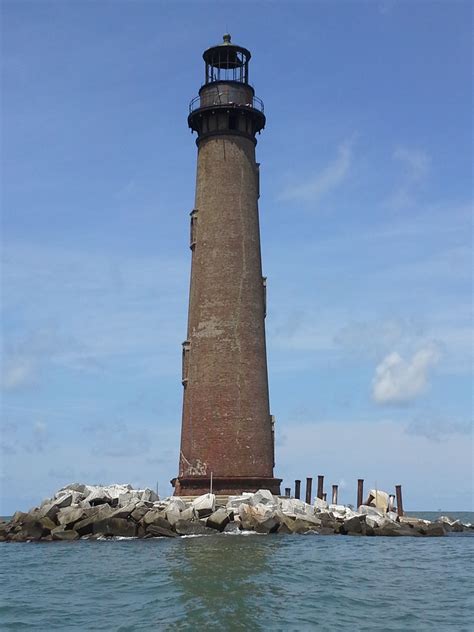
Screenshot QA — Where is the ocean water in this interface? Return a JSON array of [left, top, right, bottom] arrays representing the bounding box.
[[1, 512, 472, 631]]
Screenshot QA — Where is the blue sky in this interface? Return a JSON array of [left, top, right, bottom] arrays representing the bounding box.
[[1, 0, 472, 513]]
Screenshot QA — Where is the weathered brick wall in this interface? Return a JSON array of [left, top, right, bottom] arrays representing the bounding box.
[[178, 134, 275, 483]]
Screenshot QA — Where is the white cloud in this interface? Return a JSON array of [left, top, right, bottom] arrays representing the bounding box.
[[372, 342, 441, 404], [1, 357, 36, 390], [280, 137, 354, 203]]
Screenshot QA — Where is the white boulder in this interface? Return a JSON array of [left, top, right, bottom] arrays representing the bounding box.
[[365, 489, 390, 512], [248, 489, 277, 507], [314, 497, 329, 511], [192, 493, 215, 517]]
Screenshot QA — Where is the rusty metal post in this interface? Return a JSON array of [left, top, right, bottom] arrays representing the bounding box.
[[295, 480, 301, 500], [322, 492, 327, 502], [317, 475, 324, 500], [357, 479, 364, 508], [388, 494, 395, 512], [305, 478, 313, 505], [395, 485, 404, 517], [332, 485, 338, 505], [285, 487, 291, 498]]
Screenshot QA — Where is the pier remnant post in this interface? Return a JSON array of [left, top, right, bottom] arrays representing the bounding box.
[[388, 494, 395, 512], [395, 485, 404, 517], [285, 487, 291, 498], [317, 475, 324, 500], [357, 479, 364, 508], [295, 480, 301, 500], [305, 478, 313, 505], [322, 493, 327, 502], [332, 485, 338, 505]]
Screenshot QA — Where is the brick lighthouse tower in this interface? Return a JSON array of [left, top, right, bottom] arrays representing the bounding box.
[[173, 34, 281, 496]]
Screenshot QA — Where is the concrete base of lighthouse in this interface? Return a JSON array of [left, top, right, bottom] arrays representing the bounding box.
[[172, 476, 282, 497]]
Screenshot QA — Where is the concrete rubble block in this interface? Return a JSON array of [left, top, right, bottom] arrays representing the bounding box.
[[118, 492, 136, 506], [207, 508, 231, 532], [109, 503, 138, 520], [50, 491, 74, 508], [342, 515, 366, 535], [327, 505, 349, 521], [140, 488, 160, 503], [365, 489, 390, 513], [365, 515, 390, 529], [192, 493, 216, 518], [166, 497, 188, 511], [20, 520, 48, 540], [51, 527, 80, 541], [11, 511, 28, 525], [292, 516, 322, 535], [239, 503, 279, 532], [86, 488, 113, 507], [165, 507, 182, 528], [248, 489, 277, 507], [223, 521, 240, 534], [318, 512, 337, 527], [74, 505, 113, 536], [57, 506, 86, 527], [142, 509, 168, 526], [145, 514, 173, 531], [279, 498, 314, 518], [319, 527, 338, 535], [374, 522, 417, 537], [358, 505, 384, 517], [386, 511, 398, 522], [92, 518, 137, 538], [277, 521, 293, 535], [399, 516, 430, 527], [106, 484, 133, 501], [446, 520, 464, 533], [226, 493, 253, 509], [174, 520, 215, 536], [436, 515, 464, 531], [70, 491, 84, 505], [179, 507, 196, 522], [39, 516, 57, 533], [255, 516, 280, 534], [314, 497, 329, 512], [130, 506, 150, 523], [147, 524, 177, 538], [59, 483, 88, 495], [417, 522, 446, 537], [37, 502, 61, 521], [238, 504, 256, 530]]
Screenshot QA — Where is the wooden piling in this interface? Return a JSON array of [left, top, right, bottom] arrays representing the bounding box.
[[305, 478, 313, 505], [322, 493, 327, 502], [317, 475, 324, 500], [285, 487, 291, 498], [395, 485, 404, 517], [332, 485, 338, 505], [295, 479, 301, 500], [357, 479, 364, 508], [388, 494, 395, 512]]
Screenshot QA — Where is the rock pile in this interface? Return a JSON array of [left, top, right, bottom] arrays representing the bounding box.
[[1, 484, 471, 542]]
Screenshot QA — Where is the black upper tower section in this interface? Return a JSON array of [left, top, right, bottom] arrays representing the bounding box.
[[188, 34, 266, 145]]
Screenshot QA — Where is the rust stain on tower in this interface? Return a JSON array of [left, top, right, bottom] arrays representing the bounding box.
[[173, 35, 281, 496]]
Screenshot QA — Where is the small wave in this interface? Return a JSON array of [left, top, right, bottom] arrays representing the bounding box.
[[180, 534, 209, 538]]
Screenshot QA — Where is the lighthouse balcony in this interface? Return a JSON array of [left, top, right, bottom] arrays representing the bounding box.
[[189, 92, 264, 114], [188, 88, 265, 140]]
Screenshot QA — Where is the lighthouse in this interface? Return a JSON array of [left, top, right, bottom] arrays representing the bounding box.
[[173, 35, 281, 496]]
